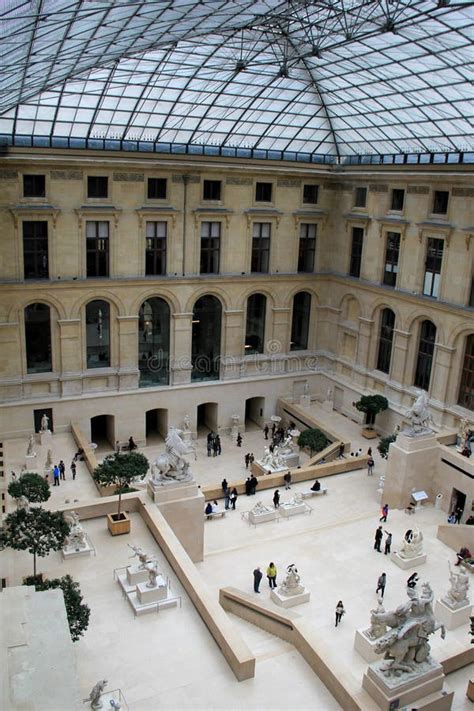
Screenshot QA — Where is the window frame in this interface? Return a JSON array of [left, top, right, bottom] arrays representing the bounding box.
[[255, 181, 274, 204], [422, 237, 444, 299], [200, 221, 221, 275], [23, 174, 46, 199], [298, 222, 317, 273], [145, 221, 167, 276], [390, 188, 405, 212], [302, 183, 319, 206], [202, 179, 222, 202], [22, 220, 49, 280], [251, 222, 271, 273], [382, 231, 401, 287], [85, 299, 111, 370], [457, 334, 474, 410], [147, 177, 168, 201], [85, 220, 110, 278], [354, 186, 368, 209], [431, 189, 449, 216], [376, 308, 395, 374], [87, 175, 109, 200], [349, 226, 364, 278], [413, 319, 437, 391], [24, 302, 53, 375], [244, 293, 267, 355]]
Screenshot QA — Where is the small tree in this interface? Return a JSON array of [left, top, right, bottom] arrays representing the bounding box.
[[93, 451, 149, 520], [354, 395, 388, 428], [0, 507, 69, 578], [378, 433, 398, 459], [297, 428, 328, 457], [8, 472, 50, 504], [26, 574, 90, 642]]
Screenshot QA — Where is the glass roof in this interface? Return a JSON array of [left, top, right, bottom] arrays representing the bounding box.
[[0, 0, 472, 157]]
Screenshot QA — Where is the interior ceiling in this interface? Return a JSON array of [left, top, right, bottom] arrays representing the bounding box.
[[0, 0, 472, 157]]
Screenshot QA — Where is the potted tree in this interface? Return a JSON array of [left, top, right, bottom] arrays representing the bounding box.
[[8, 472, 50, 505], [353, 395, 388, 438], [297, 428, 328, 457], [0, 507, 70, 582], [93, 451, 149, 535]]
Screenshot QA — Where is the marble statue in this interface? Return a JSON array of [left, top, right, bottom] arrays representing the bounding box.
[[26, 435, 35, 456], [442, 561, 470, 608], [278, 433, 294, 455], [261, 445, 286, 470], [404, 390, 433, 437], [458, 417, 474, 454], [373, 581, 445, 677], [128, 544, 150, 569], [45, 448, 53, 469], [251, 500, 274, 515], [365, 596, 387, 641], [16, 494, 29, 510], [399, 527, 424, 559], [87, 679, 108, 709], [303, 383, 309, 395], [279, 563, 305, 596], [285, 492, 303, 507], [145, 561, 160, 588], [151, 427, 196, 482], [64, 511, 87, 549], [40, 413, 50, 432], [183, 414, 191, 431]]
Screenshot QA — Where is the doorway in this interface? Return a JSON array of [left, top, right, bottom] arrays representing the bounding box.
[[90, 414, 115, 451], [245, 397, 264, 430], [145, 408, 167, 445], [197, 403, 218, 434], [449, 488, 466, 522]]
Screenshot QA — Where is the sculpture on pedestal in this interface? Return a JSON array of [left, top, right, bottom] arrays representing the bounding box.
[[285, 492, 303, 507], [399, 527, 424, 559], [64, 511, 87, 549], [260, 445, 286, 471], [250, 500, 274, 515], [45, 449, 53, 469], [404, 390, 433, 437], [373, 582, 445, 677], [40, 413, 50, 433], [87, 679, 108, 709], [279, 563, 305, 596], [16, 494, 29, 510], [145, 561, 159, 588], [183, 414, 191, 431], [128, 544, 151, 569], [365, 596, 387, 641], [442, 561, 470, 608], [151, 427, 196, 482], [26, 435, 35, 456]]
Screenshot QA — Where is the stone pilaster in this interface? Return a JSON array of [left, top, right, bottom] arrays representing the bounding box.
[[390, 328, 411, 386], [170, 312, 193, 385], [430, 342, 455, 404]]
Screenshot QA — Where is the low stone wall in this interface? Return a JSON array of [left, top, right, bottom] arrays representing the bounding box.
[[277, 398, 350, 446], [436, 524, 474, 553], [203, 456, 368, 502], [71, 422, 124, 497]]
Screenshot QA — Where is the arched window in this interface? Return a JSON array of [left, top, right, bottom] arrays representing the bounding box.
[[245, 293, 266, 355], [414, 320, 436, 390], [458, 334, 474, 410], [290, 291, 311, 351], [86, 300, 110, 368], [192, 295, 221, 381], [25, 303, 52, 373], [138, 298, 170, 387], [376, 308, 395, 374]]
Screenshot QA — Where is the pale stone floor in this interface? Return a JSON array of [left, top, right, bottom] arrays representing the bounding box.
[[2, 406, 472, 710]]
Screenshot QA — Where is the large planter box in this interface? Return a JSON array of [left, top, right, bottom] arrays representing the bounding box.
[[107, 512, 131, 536], [362, 428, 378, 439]]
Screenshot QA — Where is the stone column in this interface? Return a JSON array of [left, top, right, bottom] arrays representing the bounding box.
[[171, 312, 193, 385], [117, 315, 139, 390], [430, 343, 455, 405], [356, 316, 374, 369], [315, 305, 341, 356], [390, 328, 412, 386], [221, 308, 244, 380], [270, 307, 292, 375], [58, 319, 82, 395]]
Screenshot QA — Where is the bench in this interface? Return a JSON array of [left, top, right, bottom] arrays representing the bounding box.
[[205, 511, 226, 520], [302, 488, 328, 499]]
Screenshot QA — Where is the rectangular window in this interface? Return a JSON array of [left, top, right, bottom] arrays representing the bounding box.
[[251, 222, 270, 273], [147, 178, 167, 200], [203, 180, 221, 201], [23, 174, 45, 198], [423, 238, 444, 298], [145, 221, 167, 275], [86, 221, 109, 277], [255, 182, 272, 202], [432, 190, 449, 214], [349, 227, 364, 278], [298, 223, 316, 273], [23, 221, 48, 279], [354, 187, 367, 208], [383, 232, 401, 287], [303, 184, 318, 204], [390, 189, 405, 211], [200, 221, 220, 274], [87, 176, 108, 199]]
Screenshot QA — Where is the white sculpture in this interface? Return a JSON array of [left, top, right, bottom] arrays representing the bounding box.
[[279, 563, 305, 596], [145, 561, 160, 588], [152, 427, 197, 482], [40, 413, 50, 432], [373, 581, 445, 677], [64, 511, 87, 549], [45, 448, 53, 469], [26, 435, 35, 456], [399, 527, 424, 559], [261, 445, 286, 470], [183, 414, 191, 431], [405, 390, 433, 437], [86, 679, 108, 710], [250, 500, 274, 515], [278, 433, 294, 455], [16, 494, 29, 510], [365, 596, 387, 641], [442, 561, 470, 608], [285, 492, 303, 507], [128, 544, 151, 569]]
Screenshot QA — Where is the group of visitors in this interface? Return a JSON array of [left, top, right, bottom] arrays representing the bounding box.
[[207, 431, 222, 457], [244, 452, 255, 468], [221, 479, 238, 510], [245, 475, 259, 496], [447, 506, 464, 524], [374, 524, 392, 554], [252, 562, 277, 592]]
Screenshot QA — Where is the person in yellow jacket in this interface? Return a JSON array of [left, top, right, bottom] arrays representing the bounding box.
[[266, 562, 277, 588]]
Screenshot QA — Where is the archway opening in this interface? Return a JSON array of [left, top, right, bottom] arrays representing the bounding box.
[[145, 408, 168, 445], [90, 414, 115, 451], [197, 402, 218, 435], [245, 397, 264, 430], [191, 295, 221, 382]]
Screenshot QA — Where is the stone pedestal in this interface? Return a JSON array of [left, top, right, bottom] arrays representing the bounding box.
[[299, 394, 311, 408], [362, 659, 452, 711], [126, 564, 149, 586], [382, 432, 438, 510], [248, 509, 278, 525], [434, 598, 472, 630], [353, 629, 384, 663], [136, 578, 167, 604], [270, 587, 310, 608], [279, 502, 307, 517], [282, 452, 300, 468], [25, 454, 38, 471], [38, 431, 52, 446], [149, 479, 204, 563], [230, 425, 239, 440], [62, 535, 93, 559], [390, 551, 427, 570]]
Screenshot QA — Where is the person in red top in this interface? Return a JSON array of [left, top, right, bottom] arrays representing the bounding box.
[[380, 503, 389, 522]]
